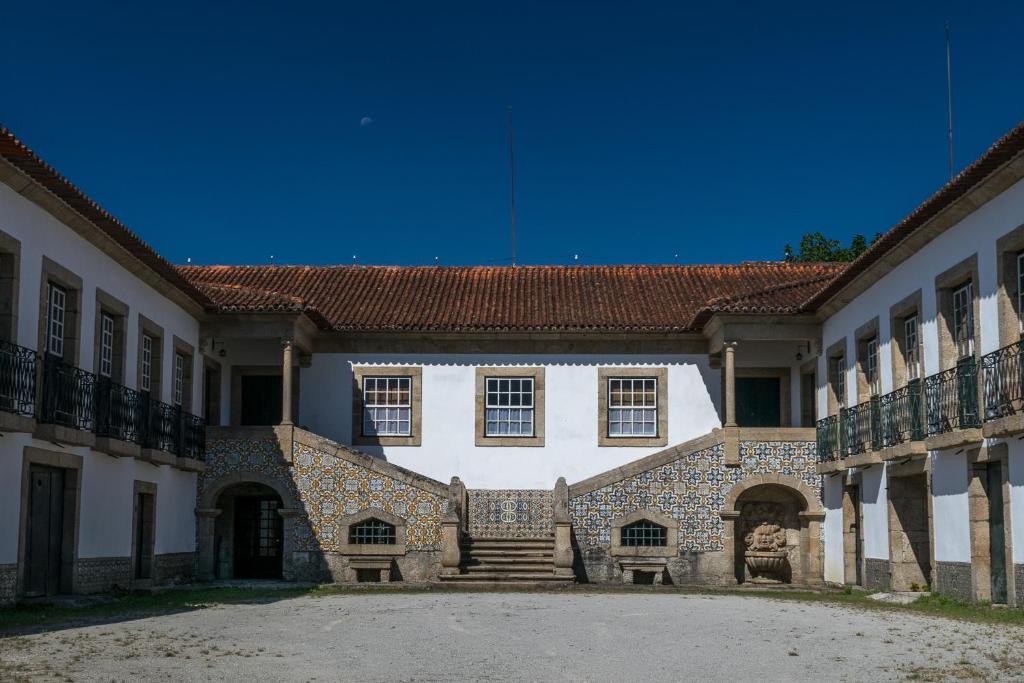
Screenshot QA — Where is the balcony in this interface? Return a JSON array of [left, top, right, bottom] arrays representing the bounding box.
[[876, 380, 927, 458], [0, 340, 37, 432], [982, 341, 1024, 438], [923, 358, 982, 450], [0, 349, 207, 466]]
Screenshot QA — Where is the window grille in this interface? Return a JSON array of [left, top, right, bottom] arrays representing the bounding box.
[[350, 519, 396, 545], [866, 338, 879, 396], [608, 377, 657, 436], [258, 499, 280, 557], [363, 376, 412, 436], [46, 283, 66, 358], [485, 376, 534, 436], [99, 313, 114, 378], [905, 315, 920, 381], [173, 352, 185, 406], [620, 520, 667, 547], [952, 282, 974, 359], [140, 334, 153, 392]]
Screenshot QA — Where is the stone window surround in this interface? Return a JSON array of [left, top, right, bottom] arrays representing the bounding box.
[[352, 365, 422, 446], [995, 222, 1024, 348], [596, 367, 668, 447], [130, 480, 158, 584], [474, 366, 545, 447], [609, 509, 678, 558], [93, 289, 129, 384], [734, 366, 792, 427], [16, 447, 83, 598], [137, 314, 164, 399], [935, 254, 981, 371], [966, 443, 1016, 605], [853, 317, 880, 404], [171, 335, 195, 412], [889, 290, 924, 390], [335, 508, 408, 556], [230, 365, 297, 427], [825, 338, 847, 416], [37, 256, 83, 366], [0, 229, 21, 343]]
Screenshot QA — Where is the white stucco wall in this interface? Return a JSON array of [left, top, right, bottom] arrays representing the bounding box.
[[1008, 440, 1024, 565], [931, 451, 971, 563], [860, 465, 889, 560], [822, 473, 845, 584], [299, 353, 721, 488]]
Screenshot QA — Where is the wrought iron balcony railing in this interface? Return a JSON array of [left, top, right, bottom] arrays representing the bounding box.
[[982, 341, 1024, 422], [877, 379, 925, 447], [840, 399, 880, 456], [925, 358, 981, 436], [94, 377, 145, 444], [39, 353, 96, 431], [0, 340, 37, 417], [816, 414, 842, 463]]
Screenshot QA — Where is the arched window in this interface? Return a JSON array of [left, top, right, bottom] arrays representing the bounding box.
[[349, 518, 397, 545], [620, 519, 667, 547]]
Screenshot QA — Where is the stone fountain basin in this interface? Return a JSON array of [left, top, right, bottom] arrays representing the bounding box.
[[744, 550, 788, 574]]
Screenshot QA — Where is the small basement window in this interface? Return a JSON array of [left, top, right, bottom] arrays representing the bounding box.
[[620, 520, 667, 547], [349, 519, 397, 545]]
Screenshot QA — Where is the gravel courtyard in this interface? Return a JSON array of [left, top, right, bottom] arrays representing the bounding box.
[[2, 591, 1023, 682]]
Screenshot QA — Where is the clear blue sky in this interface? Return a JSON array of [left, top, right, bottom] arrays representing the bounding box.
[[2, 1, 1023, 267]]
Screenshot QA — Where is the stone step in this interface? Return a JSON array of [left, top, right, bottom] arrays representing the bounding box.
[[463, 540, 555, 551], [464, 556, 553, 565], [465, 564, 555, 574], [439, 572, 572, 582]]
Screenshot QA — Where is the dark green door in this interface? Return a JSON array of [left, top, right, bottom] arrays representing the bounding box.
[[240, 375, 282, 426], [987, 462, 1008, 604], [735, 377, 781, 427], [25, 466, 66, 597]]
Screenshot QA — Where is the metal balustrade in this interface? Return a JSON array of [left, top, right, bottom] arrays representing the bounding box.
[[0, 340, 37, 417], [816, 414, 842, 462], [877, 380, 925, 447], [840, 400, 879, 456], [924, 358, 981, 436], [982, 341, 1024, 421], [94, 377, 145, 444], [40, 354, 96, 431]]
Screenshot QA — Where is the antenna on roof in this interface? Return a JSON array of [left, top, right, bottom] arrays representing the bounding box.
[[186, 257, 192, 264], [945, 22, 955, 180], [507, 106, 517, 267], [434, 256, 440, 265], [270, 255, 275, 264]]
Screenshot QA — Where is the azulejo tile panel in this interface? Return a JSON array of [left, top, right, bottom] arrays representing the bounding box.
[[201, 437, 447, 552], [569, 441, 820, 552], [468, 489, 553, 538]]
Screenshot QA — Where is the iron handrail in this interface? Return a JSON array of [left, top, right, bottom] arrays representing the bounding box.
[[878, 379, 925, 447], [982, 340, 1024, 421], [39, 353, 96, 431], [925, 358, 981, 436], [94, 377, 145, 444], [0, 339, 37, 417], [816, 414, 842, 462]]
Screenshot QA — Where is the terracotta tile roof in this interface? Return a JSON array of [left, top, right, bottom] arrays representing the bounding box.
[[179, 263, 844, 333], [0, 125, 213, 309], [803, 119, 1024, 311]]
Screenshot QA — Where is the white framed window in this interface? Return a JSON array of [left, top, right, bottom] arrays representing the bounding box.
[[833, 357, 847, 409], [1017, 252, 1024, 334], [140, 334, 153, 392], [952, 282, 974, 359], [173, 352, 185, 406], [866, 338, 879, 396], [607, 377, 658, 437], [362, 376, 412, 436], [99, 313, 114, 378], [46, 282, 66, 358], [485, 376, 534, 437], [905, 315, 920, 381]]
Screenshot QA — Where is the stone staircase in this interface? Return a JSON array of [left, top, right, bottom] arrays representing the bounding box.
[[439, 535, 573, 584]]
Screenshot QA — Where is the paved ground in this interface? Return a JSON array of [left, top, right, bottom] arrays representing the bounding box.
[[2, 591, 1023, 682]]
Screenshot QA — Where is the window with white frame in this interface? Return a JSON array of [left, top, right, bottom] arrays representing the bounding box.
[[607, 377, 658, 437], [141, 334, 153, 392], [952, 282, 974, 359], [865, 338, 879, 396], [484, 376, 534, 437], [362, 376, 412, 436], [1017, 252, 1024, 334], [832, 356, 846, 409], [46, 283, 66, 357], [173, 352, 185, 406], [905, 315, 920, 381], [99, 313, 114, 378]]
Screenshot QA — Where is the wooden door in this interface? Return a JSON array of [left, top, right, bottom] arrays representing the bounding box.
[[134, 492, 155, 580], [25, 466, 66, 597], [736, 377, 781, 427], [233, 496, 283, 579], [240, 375, 282, 426], [987, 462, 1008, 604]]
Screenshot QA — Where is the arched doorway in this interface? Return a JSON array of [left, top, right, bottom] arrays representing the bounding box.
[[214, 482, 284, 580], [721, 475, 824, 586]]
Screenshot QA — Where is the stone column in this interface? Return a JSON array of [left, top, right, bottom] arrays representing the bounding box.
[[552, 477, 575, 578], [195, 508, 222, 581], [441, 477, 465, 576], [719, 510, 741, 585], [724, 342, 738, 428], [281, 338, 295, 425], [799, 511, 825, 586]]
